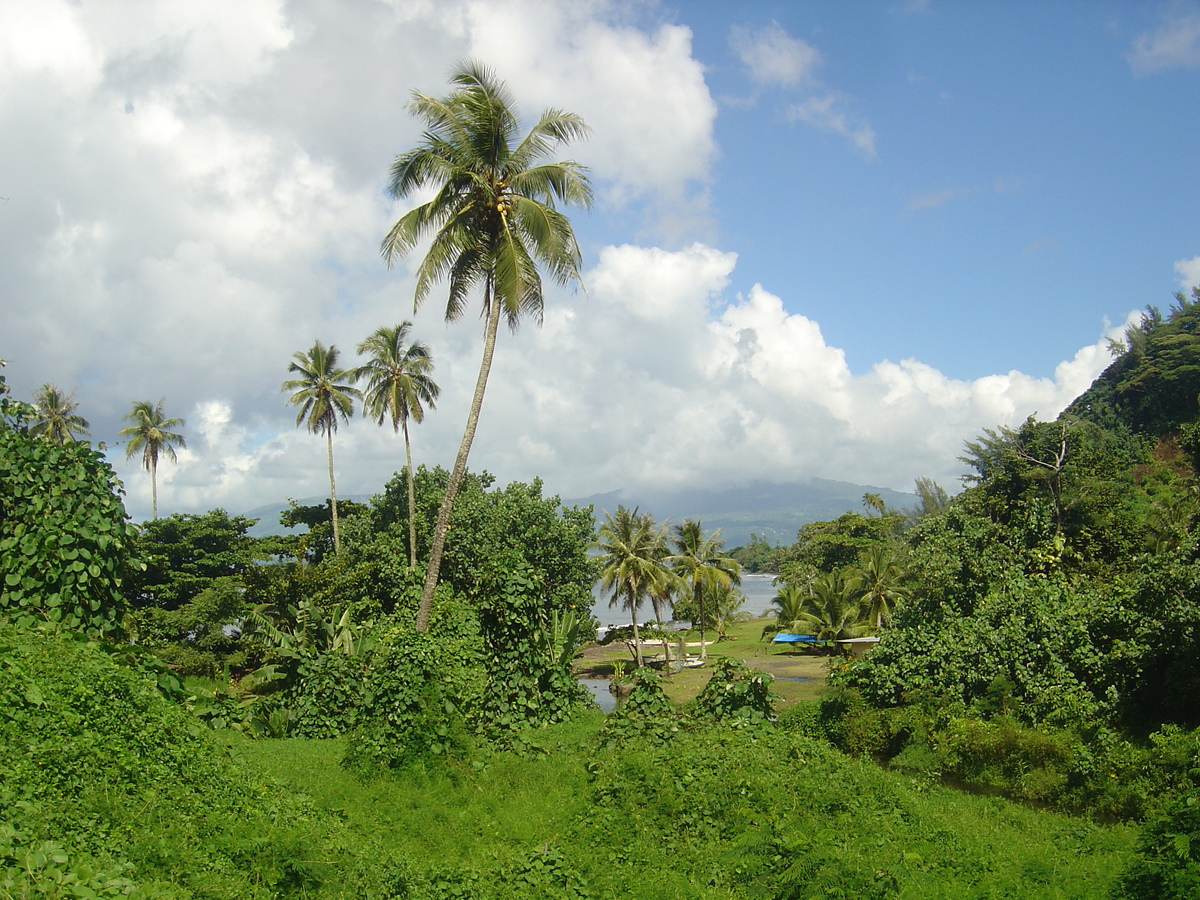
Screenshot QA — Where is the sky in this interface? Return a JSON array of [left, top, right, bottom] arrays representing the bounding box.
[[2, 0, 1200, 524]]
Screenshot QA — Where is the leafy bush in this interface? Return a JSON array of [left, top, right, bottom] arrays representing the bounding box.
[[0, 623, 366, 897], [1119, 790, 1200, 899], [343, 626, 481, 774], [693, 657, 777, 726], [597, 669, 679, 748], [0, 420, 138, 636], [475, 555, 592, 737]]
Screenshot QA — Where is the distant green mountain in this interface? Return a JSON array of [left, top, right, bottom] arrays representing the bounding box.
[[240, 480, 920, 548], [565, 478, 919, 549]]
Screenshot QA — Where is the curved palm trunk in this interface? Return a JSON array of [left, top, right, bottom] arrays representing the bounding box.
[[327, 427, 341, 555], [402, 417, 418, 568], [416, 283, 501, 632]]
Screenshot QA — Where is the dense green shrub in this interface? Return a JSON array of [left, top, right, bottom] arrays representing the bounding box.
[[290, 651, 368, 738], [1119, 789, 1200, 899], [0, 624, 365, 897], [597, 669, 679, 748], [0, 419, 139, 636], [475, 554, 593, 738], [693, 656, 777, 726], [343, 625, 482, 774]]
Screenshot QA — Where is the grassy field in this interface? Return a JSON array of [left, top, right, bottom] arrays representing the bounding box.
[[576, 615, 831, 706], [234, 713, 1137, 899]]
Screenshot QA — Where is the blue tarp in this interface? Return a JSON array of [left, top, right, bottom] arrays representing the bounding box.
[[772, 633, 820, 643]]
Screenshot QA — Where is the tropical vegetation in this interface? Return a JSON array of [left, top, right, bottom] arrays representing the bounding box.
[[281, 341, 361, 555], [119, 398, 186, 520], [6, 73, 1200, 900], [29, 383, 90, 444], [380, 60, 593, 632], [355, 321, 439, 566]]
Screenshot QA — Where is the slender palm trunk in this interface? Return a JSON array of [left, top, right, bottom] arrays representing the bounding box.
[[416, 281, 501, 632], [327, 426, 340, 555], [650, 593, 671, 671], [629, 587, 644, 669], [150, 454, 159, 520], [402, 417, 418, 568], [696, 584, 707, 660]]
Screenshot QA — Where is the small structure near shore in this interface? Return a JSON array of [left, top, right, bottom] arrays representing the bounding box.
[[834, 636, 881, 659]]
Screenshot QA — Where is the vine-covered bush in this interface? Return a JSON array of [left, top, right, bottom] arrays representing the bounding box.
[[0, 413, 139, 636], [0, 623, 359, 897], [343, 625, 483, 773], [1119, 789, 1200, 900], [694, 657, 777, 726], [475, 555, 592, 737], [597, 669, 679, 748]]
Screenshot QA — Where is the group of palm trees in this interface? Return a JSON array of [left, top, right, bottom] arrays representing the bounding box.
[[594, 505, 741, 669], [21, 60, 593, 639], [282, 322, 439, 558], [764, 545, 907, 647], [27, 386, 186, 520]]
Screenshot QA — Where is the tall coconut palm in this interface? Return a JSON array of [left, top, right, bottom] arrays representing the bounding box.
[[382, 60, 593, 632], [119, 399, 186, 520], [847, 545, 908, 629], [595, 506, 668, 669], [281, 342, 361, 555], [30, 383, 89, 444], [669, 519, 741, 660], [356, 322, 440, 567]]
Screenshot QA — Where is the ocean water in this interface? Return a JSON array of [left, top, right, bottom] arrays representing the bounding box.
[[589, 572, 779, 628]]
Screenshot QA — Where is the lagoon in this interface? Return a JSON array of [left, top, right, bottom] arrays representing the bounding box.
[[589, 571, 779, 628]]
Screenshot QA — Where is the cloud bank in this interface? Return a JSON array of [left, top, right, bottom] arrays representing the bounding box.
[[0, 0, 1136, 522]]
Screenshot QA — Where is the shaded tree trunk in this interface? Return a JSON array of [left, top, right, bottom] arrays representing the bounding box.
[[629, 589, 644, 669]]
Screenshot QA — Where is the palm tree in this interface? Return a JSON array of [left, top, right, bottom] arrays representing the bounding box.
[[595, 506, 668, 669], [847, 545, 907, 629], [669, 519, 741, 660], [382, 60, 593, 632], [356, 322, 440, 567], [119, 399, 186, 520], [647, 525, 683, 669], [281, 342, 361, 555], [30, 384, 89, 444], [762, 582, 810, 641], [796, 573, 870, 644]]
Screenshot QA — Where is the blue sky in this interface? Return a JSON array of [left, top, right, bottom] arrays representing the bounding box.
[[1, 0, 1198, 522], [676, 1, 1200, 379]]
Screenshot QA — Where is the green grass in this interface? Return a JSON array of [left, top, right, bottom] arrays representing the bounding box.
[[233, 713, 604, 870], [233, 711, 1136, 899]]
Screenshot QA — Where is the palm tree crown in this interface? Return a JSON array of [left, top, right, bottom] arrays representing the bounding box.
[[31, 383, 90, 444], [356, 322, 439, 566], [282, 341, 361, 555], [383, 60, 593, 632], [669, 519, 741, 660], [119, 399, 186, 520]]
